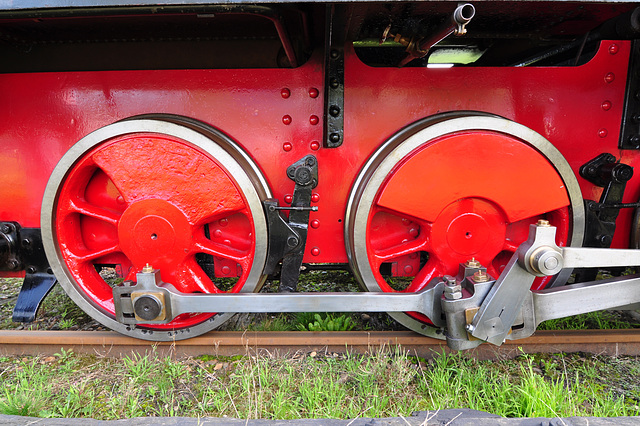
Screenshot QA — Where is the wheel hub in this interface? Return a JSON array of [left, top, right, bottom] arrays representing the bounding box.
[[432, 198, 506, 260], [118, 199, 192, 267]]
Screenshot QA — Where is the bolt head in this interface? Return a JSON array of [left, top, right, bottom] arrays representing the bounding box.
[[287, 236, 299, 247], [536, 219, 551, 227], [295, 168, 312, 186], [465, 258, 481, 268], [472, 270, 490, 283]]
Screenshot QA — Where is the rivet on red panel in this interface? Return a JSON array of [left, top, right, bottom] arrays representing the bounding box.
[[221, 266, 231, 275], [309, 115, 319, 125], [283, 142, 293, 152], [308, 88, 319, 98], [282, 115, 292, 125], [219, 218, 229, 227], [605, 73, 615, 83], [311, 193, 320, 203], [311, 219, 320, 229], [281, 88, 291, 98], [284, 194, 293, 204], [609, 44, 619, 55], [598, 128, 608, 138], [404, 265, 413, 274], [601, 101, 612, 111], [116, 195, 125, 204], [311, 247, 320, 256], [310, 141, 320, 151], [409, 228, 419, 237]]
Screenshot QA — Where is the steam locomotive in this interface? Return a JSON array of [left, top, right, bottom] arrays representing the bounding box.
[[2, 0, 640, 350]]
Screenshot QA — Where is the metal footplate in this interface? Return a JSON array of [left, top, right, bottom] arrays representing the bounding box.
[[113, 220, 640, 350]]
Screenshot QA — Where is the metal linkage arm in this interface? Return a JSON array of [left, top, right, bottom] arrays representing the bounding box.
[[471, 221, 640, 345], [113, 269, 446, 326], [532, 275, 640, 327]]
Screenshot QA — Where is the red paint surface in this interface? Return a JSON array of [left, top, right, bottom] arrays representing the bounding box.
[[0, 40, 634, 273]]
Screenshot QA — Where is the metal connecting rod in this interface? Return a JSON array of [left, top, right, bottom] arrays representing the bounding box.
[[113, 220, 640, 350], [114, 269, 446, 326]]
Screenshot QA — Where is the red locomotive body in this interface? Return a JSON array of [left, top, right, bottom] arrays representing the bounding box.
[[2, 1, 640, 348]]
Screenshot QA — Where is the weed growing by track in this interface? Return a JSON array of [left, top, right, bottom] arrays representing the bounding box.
[[0, 348, 638, 420]]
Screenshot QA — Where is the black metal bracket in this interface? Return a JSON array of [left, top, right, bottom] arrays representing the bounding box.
[[323, 4, 346, 148], [580, 153, 634, 248], [0, 223, 57, 323], [620, 39, 640, 150], [263, 155, 318, 292]]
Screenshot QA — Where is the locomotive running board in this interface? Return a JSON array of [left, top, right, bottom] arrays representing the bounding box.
[[112, 221, 640, 350]]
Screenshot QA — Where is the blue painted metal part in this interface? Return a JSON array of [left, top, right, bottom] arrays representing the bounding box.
[[12, 273, 57, 323]]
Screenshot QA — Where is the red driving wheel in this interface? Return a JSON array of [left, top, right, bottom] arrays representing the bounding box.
[[42, 117, 269, 340], [347, 115, 583, 336]]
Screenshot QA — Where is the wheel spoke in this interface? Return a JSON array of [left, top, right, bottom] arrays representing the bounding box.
[[406, 258, 442, 292], [66, 244, 120, 263], [171, 258, 219, 293], [193, 234, 251, 270], [503, 240, 519, 252], [372, 232, 429, 262], [65, 197, 121, 226]]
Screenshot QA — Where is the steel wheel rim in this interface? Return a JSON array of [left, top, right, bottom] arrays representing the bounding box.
[[346, 115, 584, 337], [42, 118, 270, 341]]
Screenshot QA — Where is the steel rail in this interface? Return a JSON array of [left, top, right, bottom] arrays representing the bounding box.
[[1, 329, 640, 360]]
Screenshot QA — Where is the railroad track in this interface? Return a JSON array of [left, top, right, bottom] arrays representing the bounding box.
[[1, 329, 639, 359]]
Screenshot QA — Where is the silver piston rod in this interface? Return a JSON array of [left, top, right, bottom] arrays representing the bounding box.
[[113, 221, 640, 350]]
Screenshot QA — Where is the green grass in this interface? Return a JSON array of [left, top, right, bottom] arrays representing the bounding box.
[[0, 348, 638, 420]]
